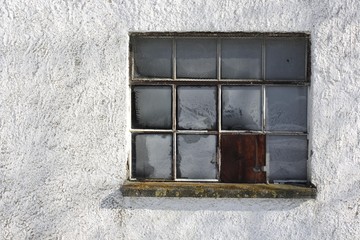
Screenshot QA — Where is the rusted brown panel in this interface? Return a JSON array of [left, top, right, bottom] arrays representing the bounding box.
[[220, 134, 266, 183]]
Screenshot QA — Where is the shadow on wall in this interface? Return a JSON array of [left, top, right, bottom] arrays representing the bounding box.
[[100, 189, 313, 212]]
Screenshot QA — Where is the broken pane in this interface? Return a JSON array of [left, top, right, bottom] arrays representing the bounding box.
[[265, 38, 306, 80], [221, 38, 262, 79], [222, 86, 262, 130], [266, 86, 307, 132], [132, 134, 172, 179], [267, 135, 307, 181], [177, 135, 217, 179], [221, 134, 266, 183], [134, 38, 172, 78], [177, 86, 217, 130], [133, 86, 172, 129], [176, 38, 217, 78]]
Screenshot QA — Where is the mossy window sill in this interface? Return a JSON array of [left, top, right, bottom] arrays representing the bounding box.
[[121, 182, 316, 198]]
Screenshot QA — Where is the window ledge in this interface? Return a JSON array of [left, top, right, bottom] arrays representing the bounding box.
[[121, 182, 316, 199]]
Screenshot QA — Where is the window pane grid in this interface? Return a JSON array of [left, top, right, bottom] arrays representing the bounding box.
[[130, 33, 310, 183], [131, 35, 310, 82]]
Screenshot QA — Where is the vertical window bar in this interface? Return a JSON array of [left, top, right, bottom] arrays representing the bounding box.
[[262, 37, 266, 132], [130, 39, 135, 80], [304, 38, 308, 81], [172, 38, 177, 179], [262, 85, 266, 132], [217, 84, 222, 180], [217, 38, 221, 180], [217, 38, 221, 81], [129, 79, 134, 179], [262, 36, 266, 81], [173, 37, 177, 80], [172, 85, 177, 180], [129, 135, 133, 180]]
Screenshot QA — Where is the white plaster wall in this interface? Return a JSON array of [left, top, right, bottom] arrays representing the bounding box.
[[1, 0, 360, 239]]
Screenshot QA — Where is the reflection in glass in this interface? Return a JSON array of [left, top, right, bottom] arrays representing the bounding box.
[[176, 39, 217, 78], [132, 134, 172, 179], [267, 135, 307, 181], [177, 86, 217, 130], [221, 38, 262, 79], [133, 86, 172, 129], [266, 86, 307, 132], [177, 135, 217, 179], [222, 86, 262, 130], [134, 38, 172, 78], [265, 38, 306, 80]]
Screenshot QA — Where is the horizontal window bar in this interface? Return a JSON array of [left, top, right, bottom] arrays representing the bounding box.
[[130, 32, 310, 38], [175, 178, 219, 182], [130, 80, 310, 85], [176, 130, 218, 134], [131, 130, 307, 135], [130, 129, 173, 133]]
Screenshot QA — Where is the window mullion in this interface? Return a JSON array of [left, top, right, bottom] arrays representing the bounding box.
[[172, 84, 177, 180], [217, 38, 222, 181], [172, 38, 177, 180]]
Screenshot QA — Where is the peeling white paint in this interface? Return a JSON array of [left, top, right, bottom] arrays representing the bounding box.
[[1, 0, 360, 239]]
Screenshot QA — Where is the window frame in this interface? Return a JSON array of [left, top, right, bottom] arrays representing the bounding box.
[[128, 32, 311, 184]]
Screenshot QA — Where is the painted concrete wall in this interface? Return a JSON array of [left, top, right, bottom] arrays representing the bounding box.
[[1, 0, 360, 239]]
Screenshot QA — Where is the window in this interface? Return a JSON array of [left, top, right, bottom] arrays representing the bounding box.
[[129, 33, 310, 185]]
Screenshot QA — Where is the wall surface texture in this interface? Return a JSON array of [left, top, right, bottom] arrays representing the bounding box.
[[1, 0, 360, 239]]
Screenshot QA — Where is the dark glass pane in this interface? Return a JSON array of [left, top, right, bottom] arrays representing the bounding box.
[[134, 38, 172, 78], [220, 134, 266, 183], [132, 134, 172, 179], [177, 135, 217, 179], [265, 38, 306, 80], [222, 86, 262, 130], [176, 39, 217, 78], [267, 135, 307, 181], [133, 86, 172, 129], [221, 38, 262, 79], [266, 86, 307, 132], [177, 86, 217, 130]]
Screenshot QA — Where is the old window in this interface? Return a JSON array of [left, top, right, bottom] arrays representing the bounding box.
[[129, 33, 310, 185]]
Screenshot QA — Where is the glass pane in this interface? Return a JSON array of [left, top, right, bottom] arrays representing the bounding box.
[[266, 86, 307, 132], [177, 135, 217, 179], [221, 38, 262, 79], [134, 38, 172, 78], [222, 86, 262, 130], [132, 134, 172, 179], [177, 86, 217, 130], [176, 39, 217, 78], [133, 86, 172, 129], [265, 38, 306, 80], [267, 135, 307, 181]]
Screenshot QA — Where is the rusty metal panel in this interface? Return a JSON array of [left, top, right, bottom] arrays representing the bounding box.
[[220, 134, 266, 183]]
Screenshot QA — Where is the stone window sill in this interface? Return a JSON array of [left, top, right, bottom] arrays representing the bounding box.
[[121, 182, 316, 198]]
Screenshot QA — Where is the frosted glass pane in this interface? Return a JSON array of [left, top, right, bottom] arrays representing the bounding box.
[[177, 86, 217, 130], [176, 39, 217, 78], [266, 86, 307, 131], [222, 86, 262, 130], [133, 86, 172, 129], [134, 38, 172, 78], [267, 135, 307, 181], [221, 39, 262, 79], [177, 135, 217, 179], [132, 134, 172, 179], [265, 38, 306, 80]]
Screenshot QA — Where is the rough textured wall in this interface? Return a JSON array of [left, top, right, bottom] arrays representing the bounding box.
[[1, 0, 359, 239]]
